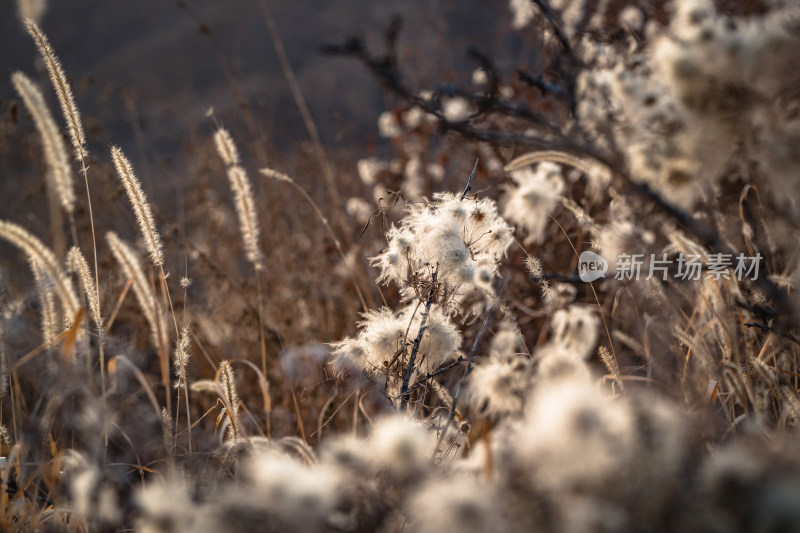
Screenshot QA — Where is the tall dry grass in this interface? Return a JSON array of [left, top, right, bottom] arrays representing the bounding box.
[[2, 1, 800, 532]]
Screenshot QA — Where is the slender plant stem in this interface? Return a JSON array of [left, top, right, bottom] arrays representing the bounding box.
[[75, 153, 111, 460], [255, 272, 268, 388], [400, 268, 438, 411], [437, 307, 492, 451], [262, 170, 370, 313], [77, 156, 103, 393], [258, 0, 344, 224]]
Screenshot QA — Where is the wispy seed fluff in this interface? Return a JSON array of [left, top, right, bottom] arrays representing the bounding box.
[[24, 19, 87, 159], [531, 306, 600, 384], [468, 354, 532, 417], [66, 247, 102, 332], [409, 474, 510, 533], [548, 305, 600, 360], [332, 307, 404, 375], [213, 128, 263, 270], [111, 147, 164, 267], [245, 453, 340, 532], [332, 303, 461, 376], [11, 72, 74, 214], [509, 0, 536, 29], [371, 192, 513, 307], [502, 161, 565, 244], [398, 303, 461, 373], [368, 415, 436, 478], [517, 379, 636, 491]]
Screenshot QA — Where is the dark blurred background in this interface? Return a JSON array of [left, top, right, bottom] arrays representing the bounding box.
[[0, 1, 527, 198]]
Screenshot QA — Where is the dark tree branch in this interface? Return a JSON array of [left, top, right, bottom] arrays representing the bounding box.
[[322, 19, 795, 331], [320, 36, 585, 153], [517, 69, 567, 97], [395, 355, 477, 399], [744, 322, 800, 347], [530, 0, 574, 57]]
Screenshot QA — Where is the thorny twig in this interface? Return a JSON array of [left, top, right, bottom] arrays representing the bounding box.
[[400, 266, 439, 410], [396, 355, 477, 398], [461, 159, 479, 201]]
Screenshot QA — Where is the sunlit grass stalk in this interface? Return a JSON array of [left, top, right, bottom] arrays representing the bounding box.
[[25, 20, 105, 398], [11, 71, 78, 251], [106, 232, 170, 414], [172, 325, 192, 452], [110, 146, 180, 418], [213, 128, 269, 388], [66, 247, 102, 335], [29, 257, 58, 348], [217, 361, 241, 442], [0, 220, 79, 323]]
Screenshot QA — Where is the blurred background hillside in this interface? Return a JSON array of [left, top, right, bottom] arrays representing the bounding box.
[[0, 0, 528, 211]]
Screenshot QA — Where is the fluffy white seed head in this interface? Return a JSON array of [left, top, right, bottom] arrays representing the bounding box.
[[468, 354, 532, 417], [245, 454, 340, 531], [377, 111, 401, 138], [409, 474, 509, 533], [509, 0, 536, 29], [353, 307, 406, 371], [548, 305, 600, 360], [503, 162, 565, 244], [371, 192, 513, 312], [398, 303, 461, 373], [490, 321, 524, 357], [357, 157, 388, 186], [517, 379, 636, 490], [368, 416, 436, 478], [135, 481, 194, 532], [442, 97, 472, 121]]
